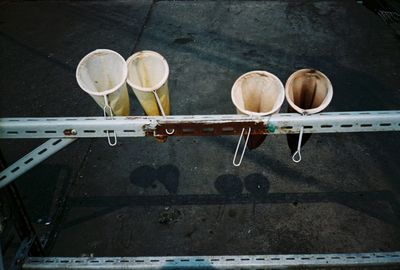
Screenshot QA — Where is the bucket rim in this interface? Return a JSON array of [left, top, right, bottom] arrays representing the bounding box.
[[76, 49, 128, 97], [231, 70, 285, 116], [285, 68, 333, 115], [126, 50, 169, 92]]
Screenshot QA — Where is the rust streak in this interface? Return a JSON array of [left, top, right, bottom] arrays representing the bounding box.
[[146, 121, 267, 137]]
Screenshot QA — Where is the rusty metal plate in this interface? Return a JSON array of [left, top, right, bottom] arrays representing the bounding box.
[[147, 121, 268, 137]]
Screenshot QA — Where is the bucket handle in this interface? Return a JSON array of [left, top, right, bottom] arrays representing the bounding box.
[[102, 95, 113, 118], [102, 95, 118, 147], [292, 126, 304, 163], [152, 90, 175, 135], [233, 127, 251, 167], [292, 113, 307, 163]]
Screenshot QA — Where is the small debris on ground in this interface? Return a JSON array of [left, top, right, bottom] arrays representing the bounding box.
[[158, 208, 181, 225]]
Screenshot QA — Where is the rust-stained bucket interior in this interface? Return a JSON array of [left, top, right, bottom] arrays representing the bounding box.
[[126, 51, 170, 116], [76, 49, 130, 116], [231, 71, 285, 116], [127, 51, 168, 91], [285, 69, 333, 114]]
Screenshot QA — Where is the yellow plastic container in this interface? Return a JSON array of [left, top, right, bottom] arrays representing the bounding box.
[[126, 51, 170, 116], [76, 49, 130, 116]]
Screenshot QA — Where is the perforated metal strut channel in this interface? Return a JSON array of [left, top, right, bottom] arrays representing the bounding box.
[[0, 138, 75, 189], [1, 111, 400, 189], [0, 111, 399, 139], [1, 111, 400, 269], [23, 252, 400, 269]]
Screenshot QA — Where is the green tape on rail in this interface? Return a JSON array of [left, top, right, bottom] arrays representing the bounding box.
[[267, 123, 276, 133]]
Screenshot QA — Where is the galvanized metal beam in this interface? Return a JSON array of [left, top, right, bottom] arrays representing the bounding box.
[[1, 110, 399, 188], [23, 252, 400, 269], [0, 111, 399, 269], [0, 111, 399, 139], [0, 139, 76, 189]]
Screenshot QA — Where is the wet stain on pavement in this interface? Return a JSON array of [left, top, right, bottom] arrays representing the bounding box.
[[173, 37, 194, 44], [130, 164, 180, 194], [214, 174, 243, 197], [244, 173, 270, 198]]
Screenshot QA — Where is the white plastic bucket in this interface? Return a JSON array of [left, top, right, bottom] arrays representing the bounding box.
[[285, 68, 333, 162], [230, 71, 285, 166], [76, 49, 130, 116], [231, 71, 285, 116], [126, 50, 170, 116], [285, 69, 333, 115]]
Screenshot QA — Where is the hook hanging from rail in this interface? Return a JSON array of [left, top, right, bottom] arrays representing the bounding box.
[[292, 126, 304, 163], [103, 95, 118, 147], [233, 127, 252, 167], [153, 90, 175, 135], [292, 113, 307, 163]]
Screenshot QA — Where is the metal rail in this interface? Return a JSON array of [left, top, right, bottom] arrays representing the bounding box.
[[23, 252, 400, 269], [1, 111, 400, 269], [1, 110, 400, 189], [0, 111, 399, 139], [0, 139, 75, 189]]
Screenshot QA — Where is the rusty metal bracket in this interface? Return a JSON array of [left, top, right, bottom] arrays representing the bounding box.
[[149, 121, 267, 137]]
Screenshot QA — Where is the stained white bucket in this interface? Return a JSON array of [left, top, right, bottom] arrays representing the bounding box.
[[231, 71, 285, 166], [285, 69, 333, 115], [126, 50, 170, 117], [76, 49, 130, 117], [231, 71, 285, 116], [285, 68, 333, 162]]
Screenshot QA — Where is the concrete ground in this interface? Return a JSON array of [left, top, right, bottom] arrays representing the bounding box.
[[1, 0, 400, 258]]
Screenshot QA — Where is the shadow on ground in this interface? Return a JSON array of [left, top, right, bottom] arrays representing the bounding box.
[[62, 168, 400, 230]]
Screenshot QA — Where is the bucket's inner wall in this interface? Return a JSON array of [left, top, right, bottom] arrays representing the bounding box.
[[233, 74, 282, 114], [287, 71, 329, 110], [78, 52, 125, 94], [127, 54, 166, 89]]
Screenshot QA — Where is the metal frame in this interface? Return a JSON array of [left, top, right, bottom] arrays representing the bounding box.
[[22, 252, 400, 269], [0, 139, 75, 189], [9, 238, 34, 270], [0, 111, 399, 139], [1, 111, 400, 269], [0, 153, 43, 270]]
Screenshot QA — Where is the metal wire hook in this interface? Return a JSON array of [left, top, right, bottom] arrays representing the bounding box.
[[152, 90, 174, 135], [233, 127, 251, 167], [292, 125, 304, 163], [102, 95, 114, 119], [165, 129, 175, 135], [103, 95, 118, 147], [106, 130, 117, 146]]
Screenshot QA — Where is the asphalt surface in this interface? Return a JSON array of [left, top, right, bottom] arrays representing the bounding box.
[[0, 0, 400, 258]]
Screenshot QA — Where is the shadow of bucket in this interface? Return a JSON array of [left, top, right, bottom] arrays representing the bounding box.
[[231, 70, 285, 166], [76, 49, 130, 146], [285, 68, 333, 162], [126, 51, 171, 142]]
